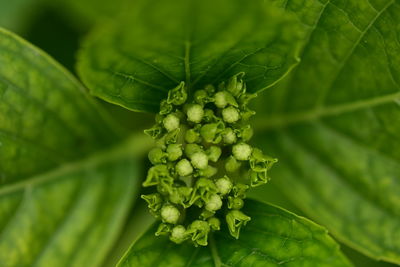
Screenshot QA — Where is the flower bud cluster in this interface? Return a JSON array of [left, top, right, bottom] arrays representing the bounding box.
[[142, 72, 277, 246]]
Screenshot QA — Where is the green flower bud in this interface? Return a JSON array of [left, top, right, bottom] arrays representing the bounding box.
[[208, 217, 221, 230], [233, 183, 249, 198], [164, 128, 180, 144], [190, 178, 218, 205], [163, 114, 180, 132], [226, 72, 245, 97], [200, 122, 224, 143], [167, 81, 187, 105], [155, 223, 172, 236], [225, 156, 241, 173], [166, 144, 183, 161], [176, 159, 193, 176], [227, 196, 244, 210], [236, 125, 253, 141], [144, 124, 163, 139], [186, 104, 204, 123], [170, 225, 188, 244], [214, 91, 238, 108], [249, 148, 278, 172], [185, 128, 200, 143], [222, 106, 240, 123], [206, 146, 222, 162], [161, 204, 180, 224], [226, 210, 251, 239], [160, 99, 173, 115], [239, 92, 257, 107], [197, 165, 218, 178], [205, 194, 222, 212], [184, 143, 203, 158], [203, 109, 218, 122], [232, 143, 252, 161], [215, 176, 233, 195], [241, 107, 256, 120], [148, 147, 167, 164], [143, 164, 173, 187], [190, 151, 208, 169], [223, 128, 237, 144], [187, 220, 210, 246], [204, 84, 216, 94], [194, 90, 211, 105], [141, 193, 163, 213], [200, 209, 215, 219]]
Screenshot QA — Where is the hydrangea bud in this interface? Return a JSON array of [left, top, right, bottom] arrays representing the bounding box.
[[161, 205, 180, 224], [206, 146, 222, 162], [216, 176, 233, 195], [205, 194, 223, 212], [232, 143, 252, 161], [163, 114, 180, 132], [170, 225, 188, 244], [166, 144, 183, 161], [186, 104, 204, 123], [226, 210, 251, 239], [190, 151, 208, 169], [222, 106, 240, 123], [176, 159, 193, 176]]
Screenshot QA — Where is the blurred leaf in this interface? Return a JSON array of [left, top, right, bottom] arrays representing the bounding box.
[[77, 0, 302, 112], [0, 136, 146, 267], [0, 0, 38, 31], [117, 199, 352, 267], [0, 28, 118, 184], [252, 0, 400, 264], [0, 28, 154, 266]]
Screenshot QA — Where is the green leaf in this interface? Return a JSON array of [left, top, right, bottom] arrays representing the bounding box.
[[0, 28, 153, 266], [252, 0, 400, 264], [0, 27, 118, 184], [77, 0, 302, 112], [117, 199, 352, 267], [0, 136, 147, 267], [0, 0, 37, 31]]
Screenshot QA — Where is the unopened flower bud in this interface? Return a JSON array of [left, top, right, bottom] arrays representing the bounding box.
[[148, 147, 166, 164], [223, 128, 237, 144], [222, 106, 240, 123], [205, 194, 223, 212], [185, 128, 200, 143], [170, 225, 188, 244], [163, 114, 180, 132], [176, 159, 193, 176], [225, 156, 241, 172], [215, 176, 233, 195], [206, 146, 222, 162], [228, 196, 244, 209], [187, 104, 204, 123], [232, 143, 252, 161], [161, 205, 180, 224], [208, 217, 221, 230], [166, 144, 183, 161], [226, 210, 251, 239], [190, 151, 208, 169]]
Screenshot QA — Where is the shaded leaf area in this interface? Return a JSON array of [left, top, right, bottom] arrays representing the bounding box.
[[77, 0, 302, 112], [0, 136, 145, 267], [118, 200, 351, 267], [252, 0, 400, 263], [0, 0, 38, 32], [0, 28, 117, 184]]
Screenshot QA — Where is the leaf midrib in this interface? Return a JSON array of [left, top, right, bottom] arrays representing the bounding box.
[[253, 91, 400, 131], [0, 134, 152, 197]]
